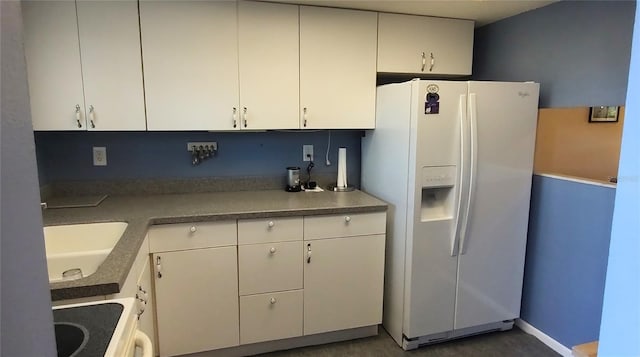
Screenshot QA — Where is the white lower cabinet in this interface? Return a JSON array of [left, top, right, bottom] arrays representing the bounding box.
[[149, 212, 385, 355], [303, 234, 386, 335], [149, 221, 239, 357], [239, 241, 303, 295], [238, 217, 304, 345], [153, 247, 239, 356], [240, 290, 303, 344]]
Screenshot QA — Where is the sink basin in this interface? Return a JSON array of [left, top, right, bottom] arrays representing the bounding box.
[[54, 322, 89, 357], [44, 222, 127, 283]]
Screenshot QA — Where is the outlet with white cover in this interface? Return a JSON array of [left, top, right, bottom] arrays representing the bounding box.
[[93, 147, 107, 166], [303, 145, 314, 162]]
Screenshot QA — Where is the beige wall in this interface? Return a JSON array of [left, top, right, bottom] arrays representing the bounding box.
[[534, 107, 625, 182]]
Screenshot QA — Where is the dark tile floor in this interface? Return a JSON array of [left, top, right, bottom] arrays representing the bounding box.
[[260, 327, 561, 357]]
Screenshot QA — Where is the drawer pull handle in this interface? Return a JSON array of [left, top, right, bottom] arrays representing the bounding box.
[[268, 221, 275, 228], [303, 107, 308, 127], [75, 104, 83, 128], [243, 107, 248, 128], [89, 105, 96, 128], [307, 243, 312, 263], [156, 256, 162, 279], [270, 247, 277, 254], [345, 216, 351, 223], [270, 297, 277, 304], [232, 107, 237, 128], [189, 226, 197, 233]]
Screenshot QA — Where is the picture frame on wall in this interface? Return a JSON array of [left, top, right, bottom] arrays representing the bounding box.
[[589, 106, 619, 122]]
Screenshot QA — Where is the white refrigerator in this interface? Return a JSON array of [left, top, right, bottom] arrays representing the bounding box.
[[361, 79, 539, 350]]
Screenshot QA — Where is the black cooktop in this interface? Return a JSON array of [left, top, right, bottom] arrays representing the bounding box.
[[53, 303, 124, 357]]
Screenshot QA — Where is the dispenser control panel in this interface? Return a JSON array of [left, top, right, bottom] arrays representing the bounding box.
[[422, 166, 456, 188]]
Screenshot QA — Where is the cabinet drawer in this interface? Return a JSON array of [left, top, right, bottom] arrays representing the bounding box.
[[149, 221, 237, 253], [238, 217, 302, 245], [240, 290, 303, 345], [239, 241, 302, 295], [304, 212, 386, 240]]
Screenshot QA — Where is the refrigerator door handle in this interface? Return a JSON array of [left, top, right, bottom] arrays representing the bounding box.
[[451, 94, 467, 257], [459, 93, 479, 255]]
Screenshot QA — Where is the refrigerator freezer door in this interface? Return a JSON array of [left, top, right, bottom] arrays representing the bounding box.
[[453, 82, 539, 330]]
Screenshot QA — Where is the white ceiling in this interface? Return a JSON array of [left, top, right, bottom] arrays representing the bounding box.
[[263, 0, 556, 27]]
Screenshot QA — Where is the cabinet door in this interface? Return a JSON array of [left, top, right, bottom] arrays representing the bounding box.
[[140, 1, 240, 131], [22, 1, 86, 131], [377, 13, 474, 75], [299, 7, 377, 129], [238, 1, 299, 130], [76, 1, 146, 131], [153, 247, 239, 356], [304, 234, 385, 335]]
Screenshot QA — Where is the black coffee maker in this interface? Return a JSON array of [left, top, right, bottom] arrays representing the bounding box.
[[286, 167, 301, 192]]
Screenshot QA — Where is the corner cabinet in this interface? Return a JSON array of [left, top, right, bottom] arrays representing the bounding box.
[[299, 6, 377, 129], [140, 1, 240, 131], [22, 0, 146, 131], [377, 13, 474, 76], [149, 222, 239, 357]]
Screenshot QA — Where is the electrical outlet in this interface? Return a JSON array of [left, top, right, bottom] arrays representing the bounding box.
[[303, 145, 314, 161], [93, 147, 107, 166]]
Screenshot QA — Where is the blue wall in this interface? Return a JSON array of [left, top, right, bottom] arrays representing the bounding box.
[[522, 175, 615, 348], [473, 0, 635, 108], [34, 130, 362, 185], [598, 3, 640, 356], [474, 0, 636, 349]]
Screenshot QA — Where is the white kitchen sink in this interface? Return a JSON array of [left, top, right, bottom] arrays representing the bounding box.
[[44, 222, 128, 283]]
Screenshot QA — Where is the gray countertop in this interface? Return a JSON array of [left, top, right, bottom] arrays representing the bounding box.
[[44, 189, 387, 301]]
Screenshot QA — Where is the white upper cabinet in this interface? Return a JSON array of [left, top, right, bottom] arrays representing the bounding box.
[[238, 1, 299, 130], [22, 1, 87, 131], [76, 1, 146, 131], [377, 13, 474, 75], [140, 1, 240, 131], [23, 1, 146, 131], [299, 6, 377, 129]]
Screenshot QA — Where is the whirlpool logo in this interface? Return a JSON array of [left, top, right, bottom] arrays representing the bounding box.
[[518, 91, 530, 97]]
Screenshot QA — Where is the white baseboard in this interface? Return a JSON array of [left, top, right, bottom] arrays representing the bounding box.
[[516, 319, 572, 357]]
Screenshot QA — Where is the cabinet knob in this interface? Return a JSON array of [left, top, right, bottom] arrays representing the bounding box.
[[268, 221, 275, 228], [269, 247, 277, 254], [189, 226, 197, 233], [345, 216, 351, 223], [270, 297, 277, 304]]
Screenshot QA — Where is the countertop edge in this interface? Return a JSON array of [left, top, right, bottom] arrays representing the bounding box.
[[48, 195, 388, 301]]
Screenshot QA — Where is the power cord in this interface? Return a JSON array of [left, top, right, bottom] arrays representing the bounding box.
[[325, 130, 331, 166], [306, 155, 315, 189]]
